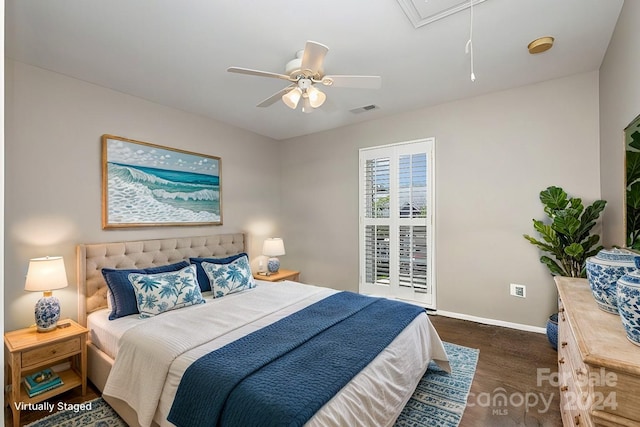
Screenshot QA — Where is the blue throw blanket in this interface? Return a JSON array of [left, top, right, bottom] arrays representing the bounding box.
[[168, 291, 425, 427]]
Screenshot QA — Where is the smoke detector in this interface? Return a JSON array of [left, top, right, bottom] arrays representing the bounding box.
[[528, 36, 554, 54]]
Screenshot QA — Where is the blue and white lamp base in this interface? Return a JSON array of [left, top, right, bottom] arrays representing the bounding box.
[[267, 257, 281, 273], [35, 293, 61, 332]]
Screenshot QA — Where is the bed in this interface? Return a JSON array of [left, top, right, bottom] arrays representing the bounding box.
[[77, 233, 450, 427]]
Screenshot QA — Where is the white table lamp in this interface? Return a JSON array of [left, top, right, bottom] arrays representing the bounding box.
[[25, 256, 68, 332], [263, 238, 285, 273]]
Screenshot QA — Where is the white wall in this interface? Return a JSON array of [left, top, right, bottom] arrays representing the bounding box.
[[4, 60, 281, 331], [280, 71, 601, 328], [599, 0, 640, 248]]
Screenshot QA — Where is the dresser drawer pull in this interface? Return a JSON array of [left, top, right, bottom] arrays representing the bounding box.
[[559, 357, 565, 364], [561, 341, 568, 348], [561, 385, 569, 392], [574, 414, 581, 425]]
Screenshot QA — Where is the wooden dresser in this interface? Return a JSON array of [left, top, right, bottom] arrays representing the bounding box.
[[555, 277, 640, 427]]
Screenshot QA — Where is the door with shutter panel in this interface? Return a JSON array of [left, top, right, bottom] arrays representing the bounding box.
[[359, 139, 435, 308]]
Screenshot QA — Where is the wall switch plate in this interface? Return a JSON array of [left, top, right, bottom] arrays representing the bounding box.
[[510, 283, 526, 298]]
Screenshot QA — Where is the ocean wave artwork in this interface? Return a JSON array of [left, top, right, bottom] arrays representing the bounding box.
[[103, 136, 222, 227]]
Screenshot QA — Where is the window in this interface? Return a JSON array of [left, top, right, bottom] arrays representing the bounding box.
[[359, 139, 435, 308]]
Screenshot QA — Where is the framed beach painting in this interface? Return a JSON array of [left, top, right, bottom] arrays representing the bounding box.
[[102, 135, 222, 228]]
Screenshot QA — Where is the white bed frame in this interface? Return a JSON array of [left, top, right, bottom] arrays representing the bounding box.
[[77, 233, 246, 427]]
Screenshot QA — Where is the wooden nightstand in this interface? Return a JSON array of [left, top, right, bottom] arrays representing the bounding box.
[[254, 269, 300, 282], [4, 319, 88, 427]]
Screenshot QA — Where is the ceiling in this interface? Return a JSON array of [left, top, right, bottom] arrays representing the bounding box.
[[6, 0, 624, 141]]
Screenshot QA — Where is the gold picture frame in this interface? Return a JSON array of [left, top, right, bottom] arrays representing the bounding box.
[[102, 135, 222, 228]]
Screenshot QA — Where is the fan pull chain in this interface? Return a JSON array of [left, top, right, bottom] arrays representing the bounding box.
[[465, 0, 476, 82]]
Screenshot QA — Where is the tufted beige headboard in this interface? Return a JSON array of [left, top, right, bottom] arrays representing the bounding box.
[[77, 233, 246, 326]]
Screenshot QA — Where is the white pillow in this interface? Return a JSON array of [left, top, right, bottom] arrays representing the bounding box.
[[128, 264, 205, 318]]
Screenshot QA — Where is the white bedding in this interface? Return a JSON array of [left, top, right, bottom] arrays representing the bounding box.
[[97, 280, 449, 427], [88, 291, 216, 359]]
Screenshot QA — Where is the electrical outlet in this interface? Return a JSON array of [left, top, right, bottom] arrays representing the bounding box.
[[510, 283, 526, 298]]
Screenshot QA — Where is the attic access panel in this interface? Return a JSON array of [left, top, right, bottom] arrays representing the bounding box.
[[397, 0, 488, 28]]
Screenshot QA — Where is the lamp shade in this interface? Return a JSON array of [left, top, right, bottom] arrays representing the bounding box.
[[263, 238, 285, 257], [282, 87, 302, 109], [25, 257, 68, 292], [307, 86, 326, 108]]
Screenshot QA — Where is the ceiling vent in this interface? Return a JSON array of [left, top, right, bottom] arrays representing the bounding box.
[[350, 105, 380, 114], [397, 0, 488, 29]]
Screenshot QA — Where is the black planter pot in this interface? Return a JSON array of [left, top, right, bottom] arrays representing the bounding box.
[[546, 313, 558, 351]]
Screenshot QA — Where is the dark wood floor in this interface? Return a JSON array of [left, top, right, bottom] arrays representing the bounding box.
[[6, 316, 562, 427], [429, 315, 562, 427]]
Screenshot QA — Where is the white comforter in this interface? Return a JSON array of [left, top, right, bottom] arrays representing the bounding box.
[[102, 281, 449, 427]]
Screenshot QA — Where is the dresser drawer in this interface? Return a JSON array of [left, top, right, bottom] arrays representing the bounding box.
[[556, 277, 640, 427], [21, 337, 81, 368], [559, 321, 590, 396], [560, 382, 593, 427]]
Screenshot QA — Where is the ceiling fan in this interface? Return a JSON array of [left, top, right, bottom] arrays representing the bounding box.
[[227, 41, 382, 113]]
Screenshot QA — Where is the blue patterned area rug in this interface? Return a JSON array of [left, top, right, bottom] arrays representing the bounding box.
[[27, 342, 478, 427], [395, 342, 479, 427], [25, 397, 127, 427]]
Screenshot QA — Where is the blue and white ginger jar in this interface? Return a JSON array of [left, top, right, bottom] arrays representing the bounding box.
[[35, 295, 61, 332], [586, 248, 639, 314], [617, 269, 640, 346]]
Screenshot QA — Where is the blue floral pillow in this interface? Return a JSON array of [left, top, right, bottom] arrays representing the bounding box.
[[202, 255, 256, 298], [189, 253, 248, 292], [102, 261, 190, 320], [128, 264, 205, 318]]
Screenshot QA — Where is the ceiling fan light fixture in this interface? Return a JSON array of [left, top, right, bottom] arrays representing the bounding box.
[[307, 86, 326, 108], [282, 87, 302, 109], [227, 41, 382, 112]]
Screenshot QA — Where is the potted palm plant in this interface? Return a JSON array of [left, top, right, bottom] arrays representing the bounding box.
[[523, 186, 606, 349]]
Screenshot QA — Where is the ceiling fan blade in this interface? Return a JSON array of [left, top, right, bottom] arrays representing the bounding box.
[[300, 41, 329, 76], [322, 75, 382, 89], [227, 67, 292, 82], [256, 84, 296, 107]]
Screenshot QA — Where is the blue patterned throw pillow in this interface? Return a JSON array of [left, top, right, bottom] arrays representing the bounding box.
[[102, 261, 191, 320], [189, 253, 248, 292], [128, 264, 205, 318], [202, 255, 256, 298]]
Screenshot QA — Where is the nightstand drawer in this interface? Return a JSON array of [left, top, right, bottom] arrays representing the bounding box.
[[22, 337, 81, 368]]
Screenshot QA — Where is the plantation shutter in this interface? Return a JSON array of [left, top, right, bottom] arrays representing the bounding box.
[[359, 139, 435, 307]]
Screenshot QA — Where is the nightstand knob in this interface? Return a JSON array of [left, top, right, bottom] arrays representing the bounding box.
[[561, 385, 569, 392], [559, 357, 565, 364], [561, 341, 568, 348]]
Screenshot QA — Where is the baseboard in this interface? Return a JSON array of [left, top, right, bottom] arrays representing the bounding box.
[[434, 310, 547, 334]]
